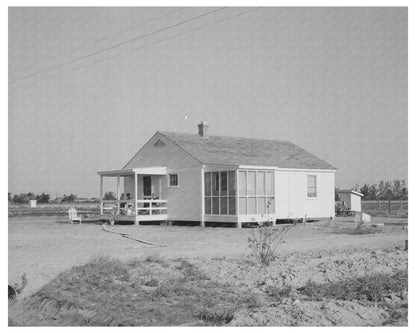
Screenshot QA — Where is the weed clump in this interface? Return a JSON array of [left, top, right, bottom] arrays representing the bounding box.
[[265, 281, 292, 301], [298, 270, 407, 303], [248, 226, 290, 266]]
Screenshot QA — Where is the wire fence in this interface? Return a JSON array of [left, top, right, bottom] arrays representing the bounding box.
[[361, 200, 408, 216]]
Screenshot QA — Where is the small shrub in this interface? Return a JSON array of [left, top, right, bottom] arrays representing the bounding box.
[[13, 273, 28, 294], [265, 281, 292, 301], [177, 260, 210, 281], [197, 305, 235, 325], [248, 226, 290, 266], [238, 293, 261, 309], [144, 254, 166, 264], [144, 277, 159, 287], [356, 219, 365, 230]]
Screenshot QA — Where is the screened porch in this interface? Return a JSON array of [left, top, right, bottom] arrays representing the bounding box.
[[203, 168, 276, 225]]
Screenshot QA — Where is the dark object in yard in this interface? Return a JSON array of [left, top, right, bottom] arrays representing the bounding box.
[[101, 224, 166, 247], [9, 285, 17, 305], [405, 240, 408, 251], [335, 203, 355, 217]]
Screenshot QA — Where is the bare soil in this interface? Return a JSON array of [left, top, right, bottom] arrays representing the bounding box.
[[8, 215, 408, 326]]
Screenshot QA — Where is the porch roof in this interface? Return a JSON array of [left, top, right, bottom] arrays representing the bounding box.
[[97, 167, 167, 177]]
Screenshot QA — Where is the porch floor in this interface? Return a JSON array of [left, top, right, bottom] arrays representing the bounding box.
[[101, 214, 168, 223]]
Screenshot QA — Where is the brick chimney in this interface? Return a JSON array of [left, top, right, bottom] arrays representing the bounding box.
[[198, 121, 209, 139]]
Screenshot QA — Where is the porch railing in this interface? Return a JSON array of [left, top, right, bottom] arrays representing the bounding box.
[[136, 199, 167, 215], [101, 199, 167, 216]]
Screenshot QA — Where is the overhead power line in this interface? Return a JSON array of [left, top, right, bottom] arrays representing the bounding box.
[[11, 7, 261, 89], [10, 7, 187, 76], [9, 7, 227, 85]]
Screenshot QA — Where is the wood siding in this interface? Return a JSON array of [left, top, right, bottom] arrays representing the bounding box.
[[123, 132, 201, 169], [275, 170, 335, 219], [123, 133, 203, 221], [165, 167, 202, 221]]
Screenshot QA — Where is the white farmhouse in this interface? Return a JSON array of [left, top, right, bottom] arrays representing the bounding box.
[[98, 122, 336, 227]]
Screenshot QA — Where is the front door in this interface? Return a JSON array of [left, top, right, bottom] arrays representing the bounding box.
[[143, 176, 151, 197]]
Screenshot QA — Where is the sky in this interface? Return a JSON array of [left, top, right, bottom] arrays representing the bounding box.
[[8, 7, 407, 198]]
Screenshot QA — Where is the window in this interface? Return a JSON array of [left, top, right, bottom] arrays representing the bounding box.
[[248, 171, 256, 196], [204, 171, 236, 215], [204, 173, 211, 196], [307, 175, 317, 198], [238, 170, 247, 196], [238, 170, 275, 215], [169, 174, 179, 187]]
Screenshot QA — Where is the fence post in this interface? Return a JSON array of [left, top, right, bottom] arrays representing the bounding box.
[[400, 199, 403, 211], [388, 199, 392, 215], [378, 200, 381, 212]]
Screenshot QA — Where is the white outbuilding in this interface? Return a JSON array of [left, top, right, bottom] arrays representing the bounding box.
[[338, 189, 364, 212]]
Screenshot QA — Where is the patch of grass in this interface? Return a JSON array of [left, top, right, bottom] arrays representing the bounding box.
[[382, 303, 408, 326], [297, 270, 408, 326], [144, 253, 167, 265], [332, 227, 381, 235], [176, 260, 210, 281], [197, 303, 236, 325], [299, 270, 407, 303], [18, 256, 258, 326], [265, 281, 292, 302], [238, 293, 262, 309]]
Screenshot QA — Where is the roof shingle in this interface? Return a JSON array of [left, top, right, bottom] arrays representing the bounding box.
[[159, 132, 336, 170]]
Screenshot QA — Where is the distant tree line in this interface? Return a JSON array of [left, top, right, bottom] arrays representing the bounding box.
[[335, 179, 408, 201], [8, 192, 79, 204], [9, 192, 50, 204]]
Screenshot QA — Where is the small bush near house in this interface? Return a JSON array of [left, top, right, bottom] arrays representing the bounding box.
[[248, 226, 290, 266]]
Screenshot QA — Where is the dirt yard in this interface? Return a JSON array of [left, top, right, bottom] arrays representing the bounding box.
[[8, 215, 408, 326]]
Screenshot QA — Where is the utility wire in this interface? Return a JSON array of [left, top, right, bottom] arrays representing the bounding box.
[[11, 7, 260, 89], [9, 7, 227, 84], [10, 7, 187, 76]]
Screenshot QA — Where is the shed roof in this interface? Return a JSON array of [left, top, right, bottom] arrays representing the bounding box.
[[339, 190, 364, 197], [159, 132, 336, 170]]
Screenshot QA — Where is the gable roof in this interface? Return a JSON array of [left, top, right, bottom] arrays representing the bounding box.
[[159, 131, 336, 170]]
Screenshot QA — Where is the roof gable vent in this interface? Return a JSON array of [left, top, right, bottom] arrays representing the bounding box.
[[154, 139, 166, 147]]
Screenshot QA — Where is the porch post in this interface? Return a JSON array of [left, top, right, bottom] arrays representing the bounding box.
[[116, 175, 120, 215], [236, 170, 242, 228], [159, 178, 162, 199], [100, 175, 103, 215], [201, 167, 205, 227], [134, 173, 138, 225]]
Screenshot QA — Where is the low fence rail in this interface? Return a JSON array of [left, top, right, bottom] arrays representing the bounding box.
[[335, 200, 408, 217]]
